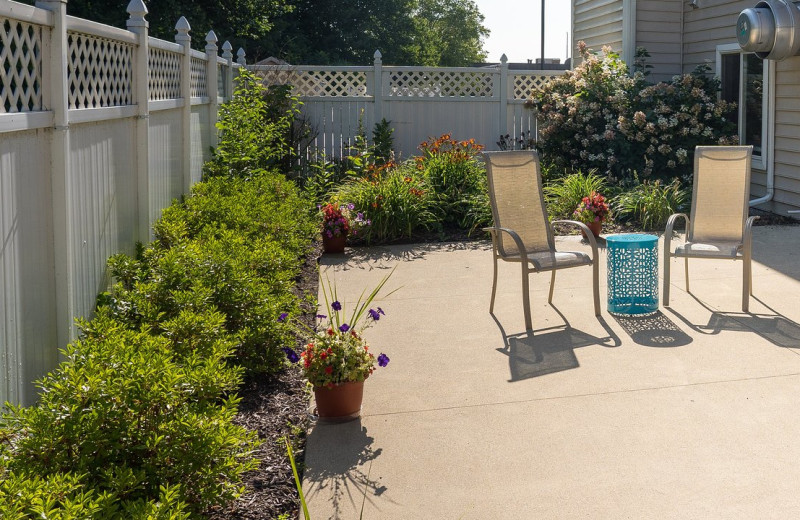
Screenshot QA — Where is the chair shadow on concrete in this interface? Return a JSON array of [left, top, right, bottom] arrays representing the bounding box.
[[492, 305, 620, 382], [304, 419, 391, 517], [665, 295, 800, 349], [612, 310, 693, 348]]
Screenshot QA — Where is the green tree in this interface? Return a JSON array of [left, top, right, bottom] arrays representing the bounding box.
[[408, 0, 489, 66], [18, 0, 290, 48]]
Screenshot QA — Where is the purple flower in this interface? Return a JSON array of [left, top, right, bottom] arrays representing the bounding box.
[[377, 307, 385, 315], [331, 301, 342, 311], [339, 323, 350, 333], [316, 314, 327, 320], [368, 308, 381, 321], [282, 347, 300, 363], [377, 353, 390, 367], [277, 312, 288, 322], [348, 203, 355, 210]]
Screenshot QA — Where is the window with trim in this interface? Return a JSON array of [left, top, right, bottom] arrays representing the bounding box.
[[716, 44, 770, 170]]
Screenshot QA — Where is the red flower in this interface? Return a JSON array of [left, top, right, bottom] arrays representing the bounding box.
[[325, 366, 333, 374]]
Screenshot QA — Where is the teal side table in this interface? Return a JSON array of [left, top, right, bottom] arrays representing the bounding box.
[[606, 234, 659, 315]]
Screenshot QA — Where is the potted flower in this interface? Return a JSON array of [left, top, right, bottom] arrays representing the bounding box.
[[280, 269, 395, 421], [320, 201, 370, 254], [573, 191, 610, 238]]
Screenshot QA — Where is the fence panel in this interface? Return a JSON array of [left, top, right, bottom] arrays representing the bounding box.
[[0, 0, 238, 406], [254, 60, 564, 160]]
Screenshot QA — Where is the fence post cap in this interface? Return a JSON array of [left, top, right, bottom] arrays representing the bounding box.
[[126, 0, 148, 20], [205, 30, 218, 50], [500, 54, 508, 64], [175, 16, 191, 33], [236, 47, 246, 65]]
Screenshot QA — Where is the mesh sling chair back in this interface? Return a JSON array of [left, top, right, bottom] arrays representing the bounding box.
[[663, 145, 758, 312], [482, 151, 600, 331]]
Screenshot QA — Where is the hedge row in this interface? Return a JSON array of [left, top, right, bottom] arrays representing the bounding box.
[[0, 170, 317, 518]]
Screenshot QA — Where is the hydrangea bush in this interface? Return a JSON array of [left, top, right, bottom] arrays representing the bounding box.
[[527, 42, 738, 185]]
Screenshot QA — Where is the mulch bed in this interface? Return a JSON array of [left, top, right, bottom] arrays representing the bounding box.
[[212, 208, 797, 519]]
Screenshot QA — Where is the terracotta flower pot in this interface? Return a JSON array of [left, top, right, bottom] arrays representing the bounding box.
[[313, 381, 364, 422], [581, 220, 602, 240], [322, 232, 347, 254]]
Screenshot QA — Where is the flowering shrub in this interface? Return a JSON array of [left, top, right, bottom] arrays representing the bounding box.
[[573, 191, 610, 224], [416, 134, 487, 226], [281, 271, 395, 388], [528, 43, 737, 184], [320, 201, 370, 238]]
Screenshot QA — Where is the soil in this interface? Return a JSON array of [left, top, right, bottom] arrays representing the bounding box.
[[213, 208, 797, 519]]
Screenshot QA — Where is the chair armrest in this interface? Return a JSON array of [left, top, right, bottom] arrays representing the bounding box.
[[483, 226, 530, 264], [551, 219, 599, 261], [664, 213, 690, 247], [744, 215, 759, 251]]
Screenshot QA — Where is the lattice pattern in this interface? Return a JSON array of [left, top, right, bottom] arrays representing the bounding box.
[[389, 70, 493, 98], [1, 17, 43, 113], [607, 235, 659, 315], [513, 74, 556, 100], [148, 47, 181, 101], [258, 69, 367, 97], [190, 56, 207, 98], [217, 64, 225, 98], [67, 32, 133, 109]]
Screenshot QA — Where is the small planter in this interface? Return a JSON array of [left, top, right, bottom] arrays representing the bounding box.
[[581, 220, 602, 240], [313, 381, 364, 422], [322, 233, 347, 254]]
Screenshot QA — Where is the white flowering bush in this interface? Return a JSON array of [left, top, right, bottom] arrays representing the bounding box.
[[527, 43, 738, 185]]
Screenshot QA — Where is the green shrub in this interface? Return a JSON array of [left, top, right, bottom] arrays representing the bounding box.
[[528, 43, 737, 184], [543, 170, 608, 220], [335, 165, 436, 243], [2, 315, 256, 516], [204, 69, 298, 179], [416, 134, 487, 226], [613, 179, 689, 230]]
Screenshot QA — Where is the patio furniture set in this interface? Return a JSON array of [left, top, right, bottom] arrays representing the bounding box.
[[482, 146, 756, 328]]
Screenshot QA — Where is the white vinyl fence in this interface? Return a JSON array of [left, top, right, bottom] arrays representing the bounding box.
[[0, 0, 240, 405], [251, 52, 565, 160]]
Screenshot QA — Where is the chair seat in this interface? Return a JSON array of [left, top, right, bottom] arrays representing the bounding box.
[[503, 250, 593, 271], [675, 240, 742, 258]]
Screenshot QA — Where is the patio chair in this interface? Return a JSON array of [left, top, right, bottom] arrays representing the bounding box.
[[482, 151, 600, 331], [663, 145, 758, 312]]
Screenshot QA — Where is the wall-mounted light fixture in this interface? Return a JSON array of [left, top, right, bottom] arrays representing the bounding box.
[[690, 0, 699, 8]]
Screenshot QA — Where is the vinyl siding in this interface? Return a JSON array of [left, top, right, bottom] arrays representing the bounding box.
[[682, 0, 751, 72], [573, 0, 624, 60], [636, 0, 683, 82], [771, 56, 800, 213]]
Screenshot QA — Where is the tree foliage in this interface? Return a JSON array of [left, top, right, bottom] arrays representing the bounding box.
[[24, 0, 489, 66]]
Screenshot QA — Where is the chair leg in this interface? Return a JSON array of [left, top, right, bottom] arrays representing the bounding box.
[[743, 256, 751, 313], [489, 253, 498, 315], [521, 263, 532, 331], [684, 256, 690, 293], [663, 243, 671, 307], [592, 258, 600, 316], [548, 270, 556, 304]]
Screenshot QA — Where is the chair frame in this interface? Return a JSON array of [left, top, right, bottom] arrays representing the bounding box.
[[662, 145, 758, 312], [482, 151, 600, 331]]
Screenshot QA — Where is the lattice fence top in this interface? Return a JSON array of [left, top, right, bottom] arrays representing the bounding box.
[[1, 17, 43, 113], [148, 47, 181, 101], [190, 56, 207, 98], [256, 68, 368, 97], [388, 70, 493, 98], [67, 32, 133, 109], [217, 63, 225, 98], [513, 74, 556, 100]]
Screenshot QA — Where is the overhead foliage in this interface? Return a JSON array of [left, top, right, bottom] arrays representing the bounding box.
[[22, 0, 489, 66]]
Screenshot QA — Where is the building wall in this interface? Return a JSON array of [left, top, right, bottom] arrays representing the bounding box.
[[683, 0, 800, 214], [636, 0, 683, 82], [573, 0, 624, 57]]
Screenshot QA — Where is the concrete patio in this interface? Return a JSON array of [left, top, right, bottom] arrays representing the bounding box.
[[303, 225, 800, 519]]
